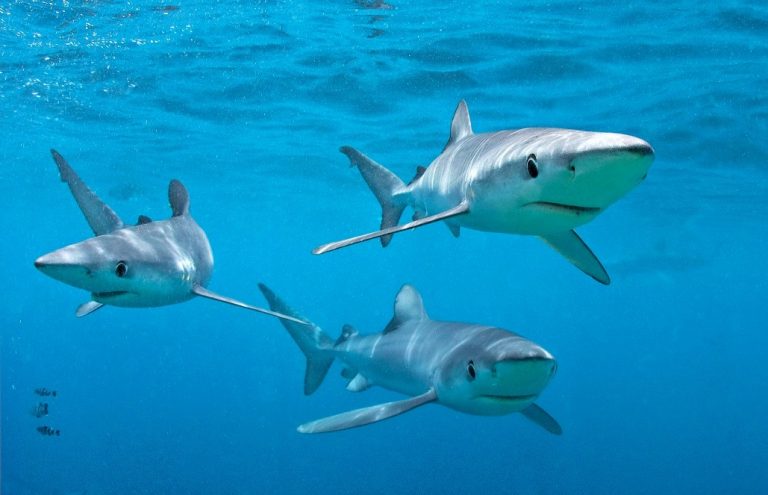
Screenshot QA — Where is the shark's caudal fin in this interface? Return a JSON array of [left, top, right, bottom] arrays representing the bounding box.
[[50, 150, 124, 236], [541, 230, 610, 285], [339, 146, 407, 247], [191, 286, 308, 326], [258, 284, 334, 395]]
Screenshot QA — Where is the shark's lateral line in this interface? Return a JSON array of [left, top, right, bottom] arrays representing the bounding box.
[[259, 283, 560, 434], [314, 100, 655, 284], [35, 149, 305, 324]]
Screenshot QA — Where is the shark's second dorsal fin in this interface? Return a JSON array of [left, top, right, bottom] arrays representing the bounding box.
[[168, 180, 190, 217], [335, 324, 358, 346], [136, 215, 152, 225], [445, 100, 473, 150], [50, 150, 124, 236], [384, 284, 428, 334]]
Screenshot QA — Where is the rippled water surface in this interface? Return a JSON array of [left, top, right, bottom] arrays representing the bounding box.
[[2, 1, 767, 494]]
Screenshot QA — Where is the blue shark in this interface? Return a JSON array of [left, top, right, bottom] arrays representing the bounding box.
[[259, 283, 560, 434], [314, 100, 655, 284], [35, 149, 304, 324]]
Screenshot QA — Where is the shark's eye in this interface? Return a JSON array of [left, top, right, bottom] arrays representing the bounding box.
[[115, 261, 127, 278], [467, 360, 476, 381], [527, 154, 539, 178]]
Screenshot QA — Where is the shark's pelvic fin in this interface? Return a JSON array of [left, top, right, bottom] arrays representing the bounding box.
[[346, 373, 371, 392], [521, 403, 562, 435], [384, 284, 428, 334], [339, 146, 407, 247], [258, 284, 335, 395], [541, 230, 610, 285], [444, 100, 473, 150], [50, 150, 124, 236], [191, 285, 308, 325], [297, 389, 437, 434], [313, 201, 470, 255], [75, 300, 103, 317], [446, 223, 461, 238], [168, 180, 190, 217]]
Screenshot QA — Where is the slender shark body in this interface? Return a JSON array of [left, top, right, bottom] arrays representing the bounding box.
[[259, 283, 560, 434], [315, 100, 655, 284], [35, 149, 303, 323]]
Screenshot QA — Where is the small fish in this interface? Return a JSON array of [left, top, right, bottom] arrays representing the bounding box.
[[36, 426, 60, 436], [34, 388, 57, 397]]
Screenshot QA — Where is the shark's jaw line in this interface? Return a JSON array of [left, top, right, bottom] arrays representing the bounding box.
[[524, 201, 602, 214], [477, 393, 538, 401]]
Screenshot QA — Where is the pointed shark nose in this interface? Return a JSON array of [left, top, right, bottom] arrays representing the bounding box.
[[622, 139, 654, 158]]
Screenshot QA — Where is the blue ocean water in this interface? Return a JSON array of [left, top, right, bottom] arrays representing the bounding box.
[[2, 0, 767, 493]]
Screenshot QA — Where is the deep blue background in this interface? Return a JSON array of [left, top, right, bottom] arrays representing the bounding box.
[[2, 1, 767, 494]]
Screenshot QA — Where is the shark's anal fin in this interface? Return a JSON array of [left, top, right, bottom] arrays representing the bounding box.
[[541, 230, 610, 285], [521, 403, 562, 435], [313, 201, 470, 255], [192, 286, 309, 325], [76, 301, 103, 317], [446, 223, 460, 238], [297, 389, 437, 434], [50, 150, 124, 236]]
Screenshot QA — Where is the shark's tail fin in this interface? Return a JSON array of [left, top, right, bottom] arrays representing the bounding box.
[[258, 284, 334, 395], [339, 146, 406, 247]]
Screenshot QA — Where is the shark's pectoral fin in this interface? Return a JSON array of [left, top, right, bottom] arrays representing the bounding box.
[[314, 202, 470, 255], [191, 286, 308, 325], [521, 403, 562, 435], [76, 300, 104, 317], [446, 223, 461, 238], [297, 389, 437, 434], [50, 150, 124, 236], [541, 230, 610, 285]]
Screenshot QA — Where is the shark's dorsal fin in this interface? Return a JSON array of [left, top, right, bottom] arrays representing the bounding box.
[[445, 100, 473, 150], [384, 284, 428, 334], [407, 166, 427, 186], [50, 150, 124, 236], [168, 180, 190, 217]]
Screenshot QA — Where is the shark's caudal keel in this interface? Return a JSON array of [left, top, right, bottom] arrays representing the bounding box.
[[258, 283, 560, 435], [315, 100, 655, 284], [35, 150, 306, 324]]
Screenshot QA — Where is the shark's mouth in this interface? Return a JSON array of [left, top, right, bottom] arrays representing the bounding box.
[[526, 202, 601, 215], [93, 291, 130, 299], [478, 394, 537, 402]]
